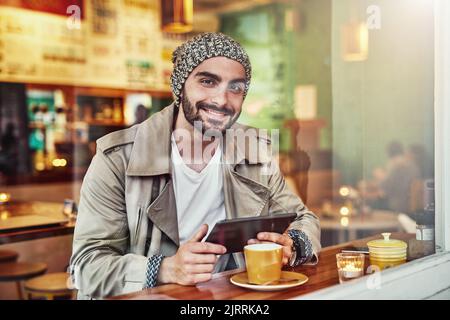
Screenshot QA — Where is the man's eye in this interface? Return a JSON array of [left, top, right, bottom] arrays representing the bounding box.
[[200, 79, 215, 86], [229, 83, 244, 94]]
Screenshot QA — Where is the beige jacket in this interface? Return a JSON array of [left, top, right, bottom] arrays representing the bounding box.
[[70, 104, 321, 299]]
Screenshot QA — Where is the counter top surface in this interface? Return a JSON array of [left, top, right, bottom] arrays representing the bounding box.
[[0, 201, 75, 244], [111, 232, 415, 300]]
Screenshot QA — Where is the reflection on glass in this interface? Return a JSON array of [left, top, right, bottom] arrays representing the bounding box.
[[0, 1, 437, 300]]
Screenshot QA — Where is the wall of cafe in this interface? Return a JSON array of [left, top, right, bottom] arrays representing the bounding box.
[[219, 0, 333, 152], [289, 0, 333, 150], [0, 0, 181, 91], [331, 0, 435, 185]]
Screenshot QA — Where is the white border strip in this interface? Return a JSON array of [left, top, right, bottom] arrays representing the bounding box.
[[435, 0, 450, 252]]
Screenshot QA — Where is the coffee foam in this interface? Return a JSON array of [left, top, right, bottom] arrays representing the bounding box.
[[244, 243, 282, 251]]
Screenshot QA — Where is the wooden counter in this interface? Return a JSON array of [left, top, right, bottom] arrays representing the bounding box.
[[0, 201, 75, 245], [110, 232, 415, 300]]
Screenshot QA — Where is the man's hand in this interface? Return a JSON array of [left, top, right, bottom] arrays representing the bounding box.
[[247, 232, 293, 265], [158, 224, 226, 286]]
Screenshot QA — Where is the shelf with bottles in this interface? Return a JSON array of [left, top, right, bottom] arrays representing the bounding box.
[[75, 95, 125, 126], [23, 84, 171, 180], [82, 120, 127, 126], [26, 85, 171, 141]]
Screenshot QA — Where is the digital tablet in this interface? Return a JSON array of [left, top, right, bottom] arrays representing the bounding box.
[[204, 213, 297, 253]]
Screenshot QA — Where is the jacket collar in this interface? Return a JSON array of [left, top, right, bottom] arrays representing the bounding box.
[[126, 103, 174, 176], [126, 103, 271, 176]]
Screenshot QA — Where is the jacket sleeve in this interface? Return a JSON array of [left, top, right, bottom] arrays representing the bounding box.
[[267, 160, 321, 265], [70, 149, 148, 299]]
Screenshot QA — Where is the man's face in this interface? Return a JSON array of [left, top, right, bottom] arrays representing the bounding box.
[[181, 56, 247, 135]]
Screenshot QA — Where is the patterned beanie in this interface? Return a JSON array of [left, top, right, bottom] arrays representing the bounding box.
[[170, 32, 252, 107]]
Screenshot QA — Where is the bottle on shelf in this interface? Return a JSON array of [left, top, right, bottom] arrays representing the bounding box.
[[113, 99, 123, 123]]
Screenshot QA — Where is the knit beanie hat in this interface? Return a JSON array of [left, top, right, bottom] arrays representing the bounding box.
[[170, 32, 252, 107]]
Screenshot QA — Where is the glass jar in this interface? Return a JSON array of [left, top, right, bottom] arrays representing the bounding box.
[[416, 224, 434, 241]]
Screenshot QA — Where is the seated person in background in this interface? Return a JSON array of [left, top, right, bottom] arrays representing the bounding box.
[[133, 104, 149, 125], [359, 141, 420, 213], [70, 32, 321, 300]]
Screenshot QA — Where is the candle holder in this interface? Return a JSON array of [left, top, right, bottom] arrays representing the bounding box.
[[336, 253, 365, 283]]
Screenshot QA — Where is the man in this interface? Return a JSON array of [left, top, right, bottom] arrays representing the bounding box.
[[70, 32, 321, 299]]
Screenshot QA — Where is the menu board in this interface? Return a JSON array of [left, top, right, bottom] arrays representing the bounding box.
[[0, 0, 84, 17], [0, 1, 183, 90], [0, 6, 87, 84], [161, 33, 188, 87]]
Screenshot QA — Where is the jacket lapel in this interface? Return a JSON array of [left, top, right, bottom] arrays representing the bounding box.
[[126, 104, 179, 247], [146, 180, 179, 246], [126, 103, 176, 176], [223, 165, 271, 220], [221, 123, 272, 219]]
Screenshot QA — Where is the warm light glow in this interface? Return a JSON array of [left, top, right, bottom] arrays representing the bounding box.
[[341, 22, 369, 61], [0, 211, 9, 220], [161, 0, 193, 33], [339, 186, 350, 197], [340, 206, 350, 216], [35, 162, 45, 171], [342, 262, 361, 272], [52, 159, 68, 167], [0, 193, 11, 203], [340, 217, 349, 227]]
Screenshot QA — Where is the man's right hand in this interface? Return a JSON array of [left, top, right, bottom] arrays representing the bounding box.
[[157, 224, 226, 286]]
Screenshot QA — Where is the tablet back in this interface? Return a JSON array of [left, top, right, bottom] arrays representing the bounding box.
[[205, 213, 297, 253]]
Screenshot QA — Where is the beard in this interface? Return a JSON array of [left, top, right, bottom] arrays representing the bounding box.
[[181, 91, 240, 136]]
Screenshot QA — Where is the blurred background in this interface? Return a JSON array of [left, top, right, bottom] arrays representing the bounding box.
[[0, 0, 436, 299]]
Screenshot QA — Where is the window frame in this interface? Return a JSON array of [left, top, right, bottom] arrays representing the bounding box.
[[434, 0, 450, 253], [296, 0, 450, 299]]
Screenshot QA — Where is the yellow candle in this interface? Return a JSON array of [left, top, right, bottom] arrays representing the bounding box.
[[342, 262, 362, 278]]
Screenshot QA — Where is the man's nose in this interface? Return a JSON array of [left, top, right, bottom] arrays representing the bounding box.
[[210, 86, 228, 107]]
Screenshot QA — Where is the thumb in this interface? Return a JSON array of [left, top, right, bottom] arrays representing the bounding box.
[[188, 224, 209, 243]]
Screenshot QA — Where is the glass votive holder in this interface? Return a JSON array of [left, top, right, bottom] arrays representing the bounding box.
[[336, 253, 365, 284]]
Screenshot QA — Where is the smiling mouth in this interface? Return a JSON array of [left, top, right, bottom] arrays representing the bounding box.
[[201, 108, 230, 120]]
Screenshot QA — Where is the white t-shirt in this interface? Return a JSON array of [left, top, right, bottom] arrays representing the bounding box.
[[171, 135, 226, 244]]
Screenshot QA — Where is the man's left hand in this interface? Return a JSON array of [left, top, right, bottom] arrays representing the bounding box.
[[247, 232, 293, 265]]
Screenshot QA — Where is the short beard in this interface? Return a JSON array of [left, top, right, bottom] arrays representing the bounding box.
[[181, 91, 240, 136]]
